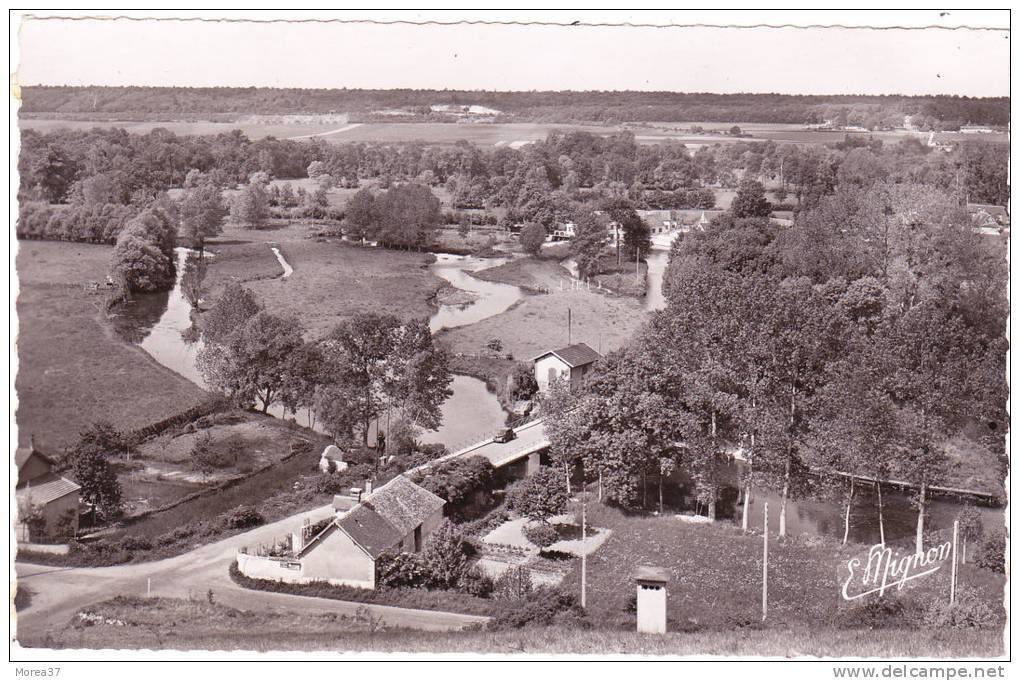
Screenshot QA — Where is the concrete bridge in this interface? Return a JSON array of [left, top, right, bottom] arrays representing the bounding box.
[[412, 417, 552, 477]]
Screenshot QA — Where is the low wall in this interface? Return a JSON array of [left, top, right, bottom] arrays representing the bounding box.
[[236, 552, 304, 582], [19, 542, 70, 555], [236, 551, 376, 590]]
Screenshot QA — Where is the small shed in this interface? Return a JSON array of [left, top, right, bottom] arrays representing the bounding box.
[[533, 343, 602, 393]]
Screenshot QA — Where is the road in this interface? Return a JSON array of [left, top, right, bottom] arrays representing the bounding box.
[[14, 503, 489, 646], [285, 123, 362, 140]]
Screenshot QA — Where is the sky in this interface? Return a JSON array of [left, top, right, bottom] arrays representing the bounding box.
[[13, 11, 1011, 97]]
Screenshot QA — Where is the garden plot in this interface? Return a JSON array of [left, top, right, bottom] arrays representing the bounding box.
[[475, 513, 612, 586]]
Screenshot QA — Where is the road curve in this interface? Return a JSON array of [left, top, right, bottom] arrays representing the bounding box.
[[14, 503, 488, 647]]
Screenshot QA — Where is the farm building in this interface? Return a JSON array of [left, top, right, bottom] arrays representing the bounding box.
[[237, 475, 446, 589], [15, 442, 80, 542], [533, 342, 602, 393]]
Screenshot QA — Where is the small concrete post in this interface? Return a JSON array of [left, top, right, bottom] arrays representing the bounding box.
[[635, 566, 669, 634]]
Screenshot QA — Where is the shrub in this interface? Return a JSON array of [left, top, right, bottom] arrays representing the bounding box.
[[376, 552, 428, 589], [975, 533, 1005, 573], [508, 362, 538, 401], [920, 587, 1000, 629], [220, 505, 264, 530], [837, 593, 916, 629], [523, 522, 560, 548], [494, 565, 533, 601], [507, 467, 569, 522], [490, 587, 580, 629], [119, 535, 153, 552], [421, 521, 471, 589], [459, 567, 495, 598]]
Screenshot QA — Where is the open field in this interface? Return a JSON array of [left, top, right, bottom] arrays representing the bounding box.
[[470, 256, 573, 293], [28, 595, 1005, 656], [14, 241, 209, 451], [559, 503, 1006, 633], [437, 266, 647, 361], [19, 118, 357, 140], [203, 223, 446, 337]]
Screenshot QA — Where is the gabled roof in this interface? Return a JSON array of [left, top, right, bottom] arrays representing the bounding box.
[[15, 447, 55, 471], [333, 476, 445, 559], [16, 473, 80, 507], [967, 203, 1009, 225], [532, 343, 602, 368]]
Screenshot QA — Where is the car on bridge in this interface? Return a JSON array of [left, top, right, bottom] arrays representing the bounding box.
[[492, 427, 517, 444]]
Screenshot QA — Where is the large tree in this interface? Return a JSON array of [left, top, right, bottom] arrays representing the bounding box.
[[179, 176, 227, 251]]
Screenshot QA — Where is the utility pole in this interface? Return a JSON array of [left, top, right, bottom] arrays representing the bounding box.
[[568, 308, 572, 345], [762, 502, 769, 622], [581, 481, 587, 609], [950, 519, 960, 604]]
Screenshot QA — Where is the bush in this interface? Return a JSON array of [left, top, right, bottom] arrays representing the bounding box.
[[838, 593, 915, 629], [459, 567, 495, 598], [920, 587, 1000, 629], [523, 522, 560, 548], [420, 520, 471, 589], [975, 533, 1005, 573], [489, 587, 581, 629], [119, 535, 153, 552], [494, 565, 533, 601], [220, 505, 264, 530], [376, 552, 428, 588], [507, 467, 569, 522]]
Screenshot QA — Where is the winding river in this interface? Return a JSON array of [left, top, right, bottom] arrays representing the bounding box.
[[112, 245, 516, 448]]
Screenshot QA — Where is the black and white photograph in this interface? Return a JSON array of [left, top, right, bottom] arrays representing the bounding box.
[[7, 9, 1012, 669]]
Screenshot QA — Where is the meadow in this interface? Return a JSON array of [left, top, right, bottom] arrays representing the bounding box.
[[205, 223, 446, 339], [14, 241, 208, 451]]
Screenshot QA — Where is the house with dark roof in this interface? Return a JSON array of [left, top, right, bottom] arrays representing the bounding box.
[[533, 342, 602, 393], [236, 475, 446, 589], [15, 442, 80, 542]]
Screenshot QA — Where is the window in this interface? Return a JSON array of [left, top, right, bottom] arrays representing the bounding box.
[[413, 525, 422, 553]]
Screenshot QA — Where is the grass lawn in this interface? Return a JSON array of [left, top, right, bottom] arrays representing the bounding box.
[[437, 281, 647, 363], [591, 254, 648, 298], [204, 225, 445, 338], [471, 256, 573, 293], [14, 241, 208, 451], [28, 596, 1005, 656], [559, 504, 1006, 634]]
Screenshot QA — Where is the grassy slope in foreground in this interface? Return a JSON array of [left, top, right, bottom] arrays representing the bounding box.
[[15, 241, 208, 451], [23, 596, 1003, 656], [559, 504, 1006, 632]]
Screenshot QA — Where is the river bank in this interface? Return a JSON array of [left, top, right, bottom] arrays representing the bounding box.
[[14, 241, 209, 451]]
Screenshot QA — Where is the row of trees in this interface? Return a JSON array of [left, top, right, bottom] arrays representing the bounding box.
[[23, 86, 1009, 126], [545, 181, 1006, 551], [196, 285, 453, 444], [19, 127, 1007, 240]]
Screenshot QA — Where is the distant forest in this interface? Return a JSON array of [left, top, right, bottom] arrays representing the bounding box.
[[20, 86, 1010, 128]]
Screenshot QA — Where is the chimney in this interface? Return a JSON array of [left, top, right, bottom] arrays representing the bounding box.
[[29, 434, 36, 451], [365, 479, 373, 495]]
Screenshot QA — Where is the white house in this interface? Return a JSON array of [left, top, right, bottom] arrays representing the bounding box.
[[237, 475, 446, 589], [533, 343, 602, 393]]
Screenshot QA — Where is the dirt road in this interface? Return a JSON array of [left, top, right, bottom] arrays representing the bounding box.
[[14, 504, 488, 647]]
